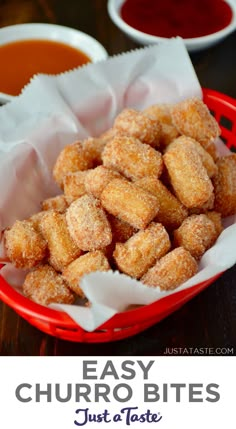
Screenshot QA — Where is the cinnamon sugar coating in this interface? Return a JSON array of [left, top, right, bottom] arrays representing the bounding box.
[[108, 215, 137, 243], [188, 193, 215, 215], [141, 247, 198, 290], [163, 137, 213, 208], [205, 211, 223, 237], [41, 194, 68, 213], [173, 214, 220, 260], [114, 108, 161, 148], [40, 211, 82, 272], [143, 103, 173, 125], [99, 127, 124, 144], [85, 166, 121, 199], [83, 136, 108, 167], [63, 171, 89, 204], [113, 222, 171, 279], [143, 104, 179, 148], [135, 176, 188, 230], [102, 135, 163, 181], [168, 136, 218, 178], [28, 211, 47, 232], [62, 250, 110, 297], [53, 141, 93, 189], [4, 220, 47, 269], [171, 97, 220, 148], [66, 195, 112, 251], [101, 178, 159, 230], [213, 154, 236, 217], [23, 264, 75, 305]]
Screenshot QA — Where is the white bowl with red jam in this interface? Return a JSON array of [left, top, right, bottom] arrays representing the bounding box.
[[108, 0, 236, 52], [0, 23, 108, 104]]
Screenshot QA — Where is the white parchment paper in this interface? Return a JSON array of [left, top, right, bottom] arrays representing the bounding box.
[[0, 38, 235, 332]]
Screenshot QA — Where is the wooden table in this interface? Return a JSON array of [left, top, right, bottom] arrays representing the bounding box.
[[0, 0, 236, 356]]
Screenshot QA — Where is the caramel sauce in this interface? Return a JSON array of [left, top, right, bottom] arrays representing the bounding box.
[[0, 39, 91, 95]]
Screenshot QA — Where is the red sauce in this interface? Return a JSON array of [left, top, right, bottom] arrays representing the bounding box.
[[0, 39, 91, 96], [121, 0, 233, 39]]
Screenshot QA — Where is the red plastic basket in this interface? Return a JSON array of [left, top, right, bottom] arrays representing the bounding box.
[[0, 88, 236, 342]]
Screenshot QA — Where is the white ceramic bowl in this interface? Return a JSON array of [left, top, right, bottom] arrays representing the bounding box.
[[108, 0, 236, 52], [0, 23, 108, 104]]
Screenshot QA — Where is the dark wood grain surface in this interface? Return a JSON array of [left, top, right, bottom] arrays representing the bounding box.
[[0, 0, 235, 356]]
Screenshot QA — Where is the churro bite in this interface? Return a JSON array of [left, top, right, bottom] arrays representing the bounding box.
[[83, 136, 108, 166], [4, 220, 47, 269], [113, 223, 171, 279], [41, 194, 68, 213], [171, 97, 221, 150], [143, 104, 179, 148], [141, 247, 198, 290], [159, 123, 180, 149], [203, 140, 218, 161], [102, 135, 163, 181], [23, 264, 75, 305], [189, 193, 215, 215], [143, 104, 173, 125], [53, 141, 92, 189], [205, 211, 223, 237], [99, 127, 120, 144], [40, 211, 82, 272], [102, 215, 137, 264], [66, 195, 112, 251], [113, 108, 161, 148], [191, 140, 217, 178], [163, 137, 213, 208], [213, 154, 236, 217], [63, 171, 89, 204], [85, 166, 121, 199], [62, 250, 110, 297], [169, 136, 217, 178], [28, 211, 46, 232], [173, 214, 219, 260], [108, 215, 137, 243], [101, 177, 159, 230], [135, 176, 188, 230]]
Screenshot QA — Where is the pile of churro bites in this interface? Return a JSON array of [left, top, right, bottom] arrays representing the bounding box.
[[3, 97, 236, 307]]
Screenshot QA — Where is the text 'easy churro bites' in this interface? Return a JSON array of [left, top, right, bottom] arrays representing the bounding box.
[[3, 96, 235, 306]]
